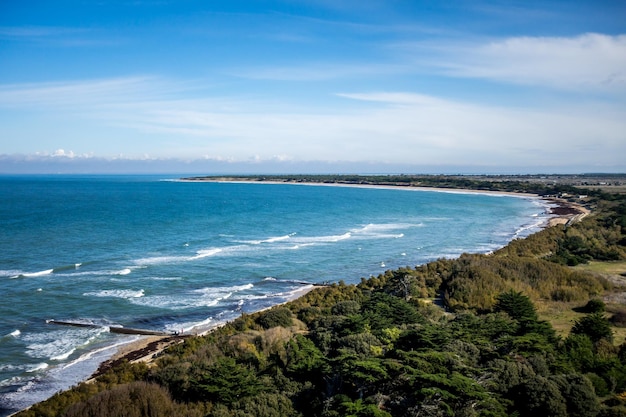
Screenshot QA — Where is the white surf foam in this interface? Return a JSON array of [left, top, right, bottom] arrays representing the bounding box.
[[0, 269, 23, 278], [23, 327, 107, 362], [26, 363, 48, 373], [131, 295, 215, 310], [194, 283, 254, 293], [190, 248, 223, 260], [12, 269, 54, 278], [58, 336, 139, 373], [130, 283, 253, 310], [51, 348, 76, 361], [236, 293, 271, 301], [133, 255, 188, 266], [53, 267, 142, 278], [292, 232, 352, 244], [349, 223, 419, 239], [83, 289, 145, 299], [149, 276, 183, 281], [263, 233, 296, 243], [353, 223, 406, 233], [242, 233, 295, 245], [165, 316, 214, 334]]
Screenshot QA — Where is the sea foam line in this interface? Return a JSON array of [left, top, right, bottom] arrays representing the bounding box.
[[190, 248, 223, 260], [10, 269, 54, 279], [129, 283, 254, 310], [83, 289, 145, 299], [26, 363, 49, 373], [291, 232, 352, 244], [244, 233, 296, 245], [1, 329, 21, 340]]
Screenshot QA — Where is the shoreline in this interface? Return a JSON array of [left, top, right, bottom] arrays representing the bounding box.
[[8, 284, 319, 416], [8, 181, 587, 416], [544, 197, 590, 227], [182, 176, 590, 226], [179, 177, 540, 198], [83, 185, 587, 382], [88, 284, 318, 380]]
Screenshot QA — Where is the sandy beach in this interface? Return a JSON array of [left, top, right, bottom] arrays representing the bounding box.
[[544, 198, 590, 227], [180, 177, 540, 198]]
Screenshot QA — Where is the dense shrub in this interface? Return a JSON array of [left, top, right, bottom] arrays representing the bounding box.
[[571, 312, 614, 343], [494, 290, 538, 322], [257, 307, 293, 329], [331, 300, 361, 316], [610, 309, 626, 327], [511, 375, 568, 417], [583, 298, 607, 313], [63, 382, 203, 417]]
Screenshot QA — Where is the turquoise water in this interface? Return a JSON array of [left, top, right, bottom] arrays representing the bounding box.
[[0, 175, 550, 414]]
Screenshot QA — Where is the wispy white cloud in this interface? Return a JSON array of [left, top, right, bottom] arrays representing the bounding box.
[[0, 25, 121, 46], [0, 76, 171, 108], [231, 62, 407, 81], [0, 26, 93, 39], [112, 89, 626, 167], [406, 33, 626, 92], [0, 76, 624, 170]]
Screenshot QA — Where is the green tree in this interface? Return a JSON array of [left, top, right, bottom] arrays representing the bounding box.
[[511, 375, 568, 417], [361, 292, 422, 330], [339, 398, 392, 417], [285, 335, 329, 379], [571, 312, 613, 343], [494, 290, 538, 323], [188, 357, 266, 405], [562, 334, 595, 371], [551, 374, 600, 417], [63, 382, 183, 417], [331, 300, 361, 316], [336, 353, 389, 399], [337, 333, 383, 357], [257, 307, 293, 329], [583, 298, 606, 313], [230, 392, 301, 417], [395, 324, 450, 352], [485, 359, 536, 393]]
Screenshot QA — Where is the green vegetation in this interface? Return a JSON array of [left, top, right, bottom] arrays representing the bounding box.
[[184, 173, 626, 196], [17, 178, 626, 417]]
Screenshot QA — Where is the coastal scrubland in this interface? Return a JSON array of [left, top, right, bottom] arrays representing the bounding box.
[[16, 176, 626, 417]]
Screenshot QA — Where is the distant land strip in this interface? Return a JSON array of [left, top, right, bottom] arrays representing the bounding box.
[[181, 173, 626, 195]]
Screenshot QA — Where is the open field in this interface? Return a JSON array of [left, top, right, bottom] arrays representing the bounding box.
[[574, 260, 626, 276], [537, 300, 626, 343], [567, 261, 626, 343]]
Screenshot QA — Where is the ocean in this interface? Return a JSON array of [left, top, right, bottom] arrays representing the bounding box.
[[0, 175, 551, 414]]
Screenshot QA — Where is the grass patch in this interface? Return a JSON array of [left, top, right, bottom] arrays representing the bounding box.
[[574, 260, 626, 276], [536, 300, 585, 337], [536, 300, 626, 343], [611, 326, 626, 344], [577, 185, 626, 194]]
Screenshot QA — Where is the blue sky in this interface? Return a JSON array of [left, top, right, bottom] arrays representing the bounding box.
[[0, 0, 625, 173]]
